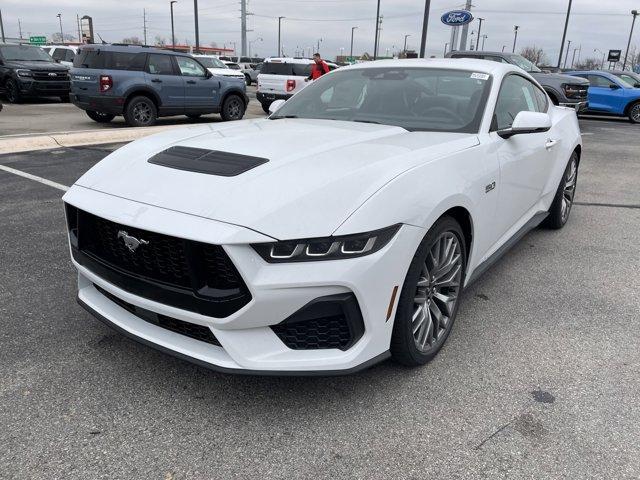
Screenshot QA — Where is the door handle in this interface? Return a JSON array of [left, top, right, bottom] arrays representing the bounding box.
[[151, 78, 162, 83], [186, 80, 196, 84], [545, 138, 559, 149]]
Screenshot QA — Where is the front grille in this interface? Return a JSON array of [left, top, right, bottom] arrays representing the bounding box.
[[272, 315, 352, 350], [32, 71, 70, 81], [94, 284, 221, 346], [66, 204, 251, 317], [565, 84, 588, 100]]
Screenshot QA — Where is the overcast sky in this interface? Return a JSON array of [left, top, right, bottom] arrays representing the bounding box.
[[1, 0, 639, 64]]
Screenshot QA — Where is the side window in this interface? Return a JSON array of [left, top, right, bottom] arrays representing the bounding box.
[[146, 54, 175, 75], [484, 55, 510, 64], [176, 56, 206, 76], [64, 50, 76, 62], [587, 74, 615, 88], [493, 75, 545, 131], [128, 53, 147, 71], [52, 49, 66, 61]]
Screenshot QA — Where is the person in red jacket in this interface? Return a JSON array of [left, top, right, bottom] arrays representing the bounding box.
[[306, 53, 330, 81]]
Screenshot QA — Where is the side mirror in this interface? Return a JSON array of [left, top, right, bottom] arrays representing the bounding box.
[[205, 69, 213, 79], [634, 83, 640, 88], [497, 111, 552, 139], [268, 99, 286, 114]]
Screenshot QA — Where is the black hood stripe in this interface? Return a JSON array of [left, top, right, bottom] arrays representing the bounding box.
[[148, 146, 268, 177]]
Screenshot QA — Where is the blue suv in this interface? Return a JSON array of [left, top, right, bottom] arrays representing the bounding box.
[[69, 44, 248, 127]]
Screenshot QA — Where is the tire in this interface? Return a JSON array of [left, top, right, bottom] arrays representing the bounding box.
[[390, 216, 467, 366], [542, 152, 579, 229], [627, 101, 640, 123], [5, 79, 21, 104], [123, 95, 157, 127], [220, 94, 245, 121], [261, 102, 270, 114], [86, 110, 115, 123], [245, 75, 252, 86], [186, 113, 202, 119]]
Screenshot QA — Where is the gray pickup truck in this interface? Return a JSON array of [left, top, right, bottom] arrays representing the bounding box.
[[446, 51, 589, 111]]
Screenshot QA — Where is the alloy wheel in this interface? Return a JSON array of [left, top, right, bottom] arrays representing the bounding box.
[[561, 157, 578, 223], [6, 81, 18, 103], [411, 232, 463, 353], [227, 98, 242, 119], [133, 102, 152, 124], [631, 103, 640, 123]]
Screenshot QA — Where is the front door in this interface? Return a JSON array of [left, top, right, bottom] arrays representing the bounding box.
[[489, 74, 557, 237], [175, 56, 219, 111], [144, 53, 184, 113], [585, 74, 627, 113]]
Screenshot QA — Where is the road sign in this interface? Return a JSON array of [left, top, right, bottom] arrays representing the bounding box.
[[29, 36, 47, 45], [441, 10, 474, 27], [607, 49, 622, 62]]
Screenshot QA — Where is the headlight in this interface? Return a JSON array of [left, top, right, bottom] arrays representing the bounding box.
[[252, 225, 400, 263], [16, 69, 33, 78]]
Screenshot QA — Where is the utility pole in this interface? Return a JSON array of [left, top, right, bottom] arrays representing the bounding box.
[[0, 10, 4, 43], [623, 10, 639, 70], [459, 0, 472, 50], [403, 34, 410, 53], [170, 1, 177, 49], [563, 39, 571, 68], [557, 0, 572, 68], [194, 0, 200, 53], [481, 34, 487, 51], [475, 18, 484, 51], [241, 0, 247, 57], [350, 26, 358, 59], [278, 16, 284, 56], [76, 14, 81, 43], [143, 8, 147, 45], [512, 25, 519, 53], [373, 0, 381, 59], [443, 42, 448, 57], [18, 19, 23, 39], [571, 47, 578, 68], [419, 0, 431, 58], [376, 16, 383, 58], [57, 13, 64, 43], [317, 38, 322, 54]]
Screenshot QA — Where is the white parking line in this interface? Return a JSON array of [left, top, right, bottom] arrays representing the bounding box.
[[0, 164, 69, 192]]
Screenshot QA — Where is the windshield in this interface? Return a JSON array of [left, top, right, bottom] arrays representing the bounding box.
[[0, 45, 54, 62], [196, 57, 226, 69], [616, 72, 640, 86], [271, 67, 492, 133], [226, 62, 241, 70], [507, 54, 541, 73]]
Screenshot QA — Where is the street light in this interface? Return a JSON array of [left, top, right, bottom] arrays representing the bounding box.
[[481, 34, 487, 51], [502, 45, 507, 52], [475, 17, 484, 51], [563, 39, 572, 68], [56, 13, 63, 43], [512, 25, 519, 53], [277, 16, 285, 57], [194, 0, 200, 53], [623, 10, 639, 71], [403, 34, 411, 53], [350, 26, 358, 59], [170, 1, 177, 49], [594, 48, 606, 69], [249, 37, 262, 58], [443, 42, 449, 57]]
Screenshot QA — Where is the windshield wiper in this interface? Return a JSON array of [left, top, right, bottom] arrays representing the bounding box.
[[352, 119, 381, 124], [270, 115, 299, 120]]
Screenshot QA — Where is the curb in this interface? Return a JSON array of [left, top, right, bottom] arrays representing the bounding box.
[[0, 125, 178, 155]]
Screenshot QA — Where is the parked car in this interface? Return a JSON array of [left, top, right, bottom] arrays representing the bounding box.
[[191, 54, 246, 82], [0, 43, 70, 103], [69, 44, 248, 127], [608, 69, 640, 88], [243, 63, 262, 86], [447, 51, 589, 111], [63, 59, 582, 375], [42, 45, 78, 67], [565, 70, 640, 123], [257, 57, 338, 113]]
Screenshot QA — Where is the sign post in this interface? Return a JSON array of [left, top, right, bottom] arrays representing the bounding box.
[[29, 35, 46, 45], [441, 10, 473, 53], [607, 49, 621, 69]]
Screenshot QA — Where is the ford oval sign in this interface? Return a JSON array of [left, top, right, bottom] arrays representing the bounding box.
[[441, 10, 474, 26]]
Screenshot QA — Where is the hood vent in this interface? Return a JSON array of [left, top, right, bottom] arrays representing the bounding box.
[[148, 146, 268, 177]]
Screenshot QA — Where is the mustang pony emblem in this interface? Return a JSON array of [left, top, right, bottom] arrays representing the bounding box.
[[117, 230, 149, 253]]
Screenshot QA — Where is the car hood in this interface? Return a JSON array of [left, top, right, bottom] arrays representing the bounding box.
[[208, 67, 244, 76], [531, 71, 589, 85], [5, 60, 68, 71], [75, 119, 479, 239]]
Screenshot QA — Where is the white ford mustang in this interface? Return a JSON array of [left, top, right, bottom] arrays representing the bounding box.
[[63, 59, 581, 375]]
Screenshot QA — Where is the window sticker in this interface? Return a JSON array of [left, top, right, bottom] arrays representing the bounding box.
[[470, 72, 489, 80]]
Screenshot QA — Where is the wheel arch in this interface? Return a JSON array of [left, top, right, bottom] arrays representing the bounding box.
[[221, 88, 248, 108], [124, 88, 162, 109], [439, 206, 474, 258], [623, 98, 640, 117]]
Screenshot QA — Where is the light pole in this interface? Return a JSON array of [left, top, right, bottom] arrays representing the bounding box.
[[316, 38, 323, 54], [373, 0, 381, 59], [571, 47, 579, 68], [350, 26, 358, 59], [419, 0, 432, 58], [57, 13, 63, 43], [563, 39, 571, 68], [194, 0, 200, 53], [558, 0, 573, 68], [469, 30, 475, 50], [512, 25, 519, 53], [595, 48, 605, 69], [249, 37, 262, 57], [623, 10, 639, 71], [443, 42, 449, 57], [502, 45, 507, 52], [481, 35, 487, 51], [170, 1, 177, 49], [403, 34, 411, 53], [277, 16, 285, 56], [475, 17, 484, 51]]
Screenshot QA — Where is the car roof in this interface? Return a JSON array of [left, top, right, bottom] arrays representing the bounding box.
[[341, 58, 519, 76], [566, 70, 617, 77], [78, 44, 175, 55], [450, 50, 511, 56]]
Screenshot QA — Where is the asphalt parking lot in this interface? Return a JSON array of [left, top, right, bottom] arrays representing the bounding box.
[[1, 117, 639, 479]]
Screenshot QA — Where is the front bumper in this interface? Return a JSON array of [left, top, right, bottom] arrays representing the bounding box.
[[17, 77, 70, 97], [64, 186, 424, 374], [560, 100, 588, 112]]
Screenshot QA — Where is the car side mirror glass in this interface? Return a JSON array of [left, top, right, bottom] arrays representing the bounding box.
[[497, 111, 552, 139], [268, 99, 286, 114]]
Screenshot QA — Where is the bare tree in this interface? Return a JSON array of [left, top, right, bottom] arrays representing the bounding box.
[[520, 45, 547, 66], [122, 36, 143, 45], [51, 32, 76, 43], [155, 35, 167, 47], [575, 57, 600, 70]]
